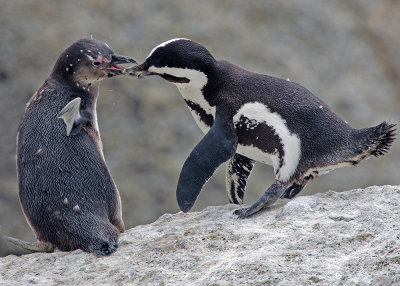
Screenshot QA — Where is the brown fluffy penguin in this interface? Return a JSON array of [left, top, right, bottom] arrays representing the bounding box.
[[4, 39, 136, 255]]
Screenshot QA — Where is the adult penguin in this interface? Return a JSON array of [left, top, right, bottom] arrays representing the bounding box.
[[126, 38, 396, 218]]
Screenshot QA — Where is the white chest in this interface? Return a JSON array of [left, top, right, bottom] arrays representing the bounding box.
[[91, 99, 105, 160], [177, 88, 278, 169], [177, 85, 215, 134], [156, 66, 301, 180], [233, 102, 301, 181]]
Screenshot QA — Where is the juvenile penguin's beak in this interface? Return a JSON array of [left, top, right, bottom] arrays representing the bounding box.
[[105, 54, 137, 77]]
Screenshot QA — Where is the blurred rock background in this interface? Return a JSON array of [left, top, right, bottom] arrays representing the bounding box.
[[0, 0, 398, 256]]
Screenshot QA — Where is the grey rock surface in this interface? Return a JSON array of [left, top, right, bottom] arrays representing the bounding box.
[[1, 185, 399, 285]]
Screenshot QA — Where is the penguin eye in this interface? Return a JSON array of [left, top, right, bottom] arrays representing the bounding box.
[[92, 61, 101, 67]]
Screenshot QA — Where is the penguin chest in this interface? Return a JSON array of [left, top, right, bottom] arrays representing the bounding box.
[[233, 102, 301, 182], [178, 87, 301, 181], [89, 101, 105, 161], [185, 100, 277, 168]]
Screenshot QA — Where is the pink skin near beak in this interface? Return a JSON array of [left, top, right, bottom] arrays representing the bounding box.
[[94, 56, 125, 71]]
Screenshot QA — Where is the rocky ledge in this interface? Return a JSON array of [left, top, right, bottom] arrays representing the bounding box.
[[1, 185, 399, 285]]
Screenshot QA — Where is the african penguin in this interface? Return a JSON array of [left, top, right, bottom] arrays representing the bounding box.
[[126, 38, 396, 218], [4, 39, 137, 255]]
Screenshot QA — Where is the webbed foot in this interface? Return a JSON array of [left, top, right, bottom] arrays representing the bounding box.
[[234, 181, 287, 219], [280, 182, 305, 199]]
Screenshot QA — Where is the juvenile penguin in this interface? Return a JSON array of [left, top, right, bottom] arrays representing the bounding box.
[[5, 39, 136, 255], [126, 38, 396, 218]]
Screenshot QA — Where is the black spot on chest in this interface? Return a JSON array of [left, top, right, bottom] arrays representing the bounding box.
[[184, 99, 214, 127], [235, 115, 285, 167]]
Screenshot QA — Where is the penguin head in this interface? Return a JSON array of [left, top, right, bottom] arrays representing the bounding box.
[[128, 39, 217, 87], [51, 38, 136, 88]]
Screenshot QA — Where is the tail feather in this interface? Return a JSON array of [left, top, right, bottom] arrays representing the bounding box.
[[359, 122, 396, 157], [3, 236, 54, 253]]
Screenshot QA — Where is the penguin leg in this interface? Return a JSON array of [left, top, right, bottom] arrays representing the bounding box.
[[280, 182, 306, 199], [3, 236, 54, 253], [226, 154, 255, 204], [177, 105, 238, 212], [57, 98, 91, 136], [233, 180, 288, 219]]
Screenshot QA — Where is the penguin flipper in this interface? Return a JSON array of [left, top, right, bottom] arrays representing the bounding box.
[[3, 236, 54, 253], [177, 105, 238, 212], [57, 97, 82, 136], [226, 153, 255, 204]]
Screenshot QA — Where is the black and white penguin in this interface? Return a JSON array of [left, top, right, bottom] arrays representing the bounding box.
[[126, 38, 396, 218], [5, 39, 136, 255]]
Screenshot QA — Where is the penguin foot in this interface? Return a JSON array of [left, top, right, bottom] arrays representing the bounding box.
[[280, 182, 306, 199], [233, 203, 267, 219], [3, 236, 54, 253], [234, 181, 287, 219], [233, 207, 256, 218]]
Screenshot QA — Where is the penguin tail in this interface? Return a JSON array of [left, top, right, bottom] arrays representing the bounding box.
[[3, 236, 54, 253], [355, 121, 396, 158]]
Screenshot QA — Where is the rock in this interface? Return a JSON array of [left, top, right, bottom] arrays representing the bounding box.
[[1, 185, 399, 285]]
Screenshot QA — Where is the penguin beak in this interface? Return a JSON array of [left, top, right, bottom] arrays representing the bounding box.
[[110, 54, 138, 65], [105, 54, 137, 77], [125, 62, 158, 78], [125, 62, 190, 83]]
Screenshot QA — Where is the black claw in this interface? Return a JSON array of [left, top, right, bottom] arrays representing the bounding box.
[[234, 181, 289, 218], [233, 208, 256, 219]]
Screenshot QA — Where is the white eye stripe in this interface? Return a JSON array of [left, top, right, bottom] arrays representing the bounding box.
[[147, 38, 191, 59], [148, 66, 207, 87]]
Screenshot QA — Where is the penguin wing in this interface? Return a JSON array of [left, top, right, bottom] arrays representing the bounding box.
[[176, 105, 238, 212], [57, 97, 82, 136], [226, 153, 255, 205]]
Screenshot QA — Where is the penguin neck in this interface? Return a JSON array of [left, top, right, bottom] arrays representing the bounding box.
[[51, 71, 99, 97], [72, 82, 100, 118], [48, 74, 100, 121], [173, 68, 221, 108], [170, 70, 217, 133], [50, 59, 102, 101], [174, 74, 215, 116], [71, 80, 102, 145], [72, 79, 100, 99]]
